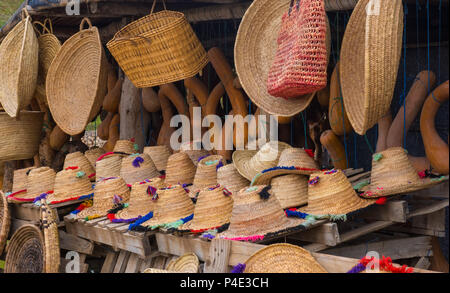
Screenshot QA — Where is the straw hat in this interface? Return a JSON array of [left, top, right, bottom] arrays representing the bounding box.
[[271, 174, 309, 209], [340, 0, 403, 135], [232, 141, 292, 181], [164, 152, 197, 185], [85, 147, 106, 168], [64, 151, 96, 180], [359, 147, 449, 198], [45, 168, 93, 204], [40, 202, 60, 273], [0, 192, 11, 256], [26, 167, 56, 200], [251, 148, 320, 185], [113, 140, 138, 155], [140, 185, 195, 230], [217, 164, 250, 196], [12, 167, 35, 193], [166, 253, 199, 273], [95, 154, 122, 181], [179, 141, 210, 166], [188, 155, 226, 198], [143, 145, 172, 171], [120, 154, 161, 185], [234, 0, 319, 117], [179, 185, 233, 232], [217, 185, 305, 241], [0, 9, 39, 118], [4, 224, 45, 273], [76, 177, 130, 220], [114, 178, 165, 222], [239, 243, 327, 273], [297, 169, 375, 218]]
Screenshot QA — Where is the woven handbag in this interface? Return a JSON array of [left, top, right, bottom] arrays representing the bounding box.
[[107, 0, 208, 88], [267, 0, 328, 98]]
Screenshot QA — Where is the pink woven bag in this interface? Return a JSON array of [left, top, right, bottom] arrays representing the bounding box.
[[267, 0, 328, 98]]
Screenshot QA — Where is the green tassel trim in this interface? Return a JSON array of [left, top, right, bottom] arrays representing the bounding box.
[[373, 153, 383, 161], [305, 214, 347, 222], [404, 149, 409, 154], [246, 186, 258, 192], [353, 180, 370, 191], [76, 171, 86, 178], [431, 175, 448, 182], [151, 219, 184, 230], [204, 160, 219, 166], [134, 144, 139, 151], [250, 173, 261, 186], [124, 203, 129, 208]]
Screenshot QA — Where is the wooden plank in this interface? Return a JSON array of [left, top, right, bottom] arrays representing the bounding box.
[[204, 238, 232, 273], [343, 168, 364, 177], [8, 218, 39, 237], [288, 223, 340, 246], [258, 219, 328, 243], [415, 257, 431, 270], [323, 236, 433, 260], [348, 171, 371, 183], [124, 253, 143, 273], [407, 200, 449, 219], [97, 219, 112, 228], [113, 251, 131, 273], [359, 200, 408, 223], [430, 237, 449, 273], [85, 217, 107, 227], [385, 226, 446, 237], [59, 230, 95, 255], [60, 258, 89, 273], [409, 181, 449, 198], [100, 251, 119, 273], [106, 222, 128, 231], [155, 233, 211, 262], [10, 204, 41, 222], [152, 256, 168, 269]]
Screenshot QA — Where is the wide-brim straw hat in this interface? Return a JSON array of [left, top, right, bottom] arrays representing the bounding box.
[[340, 0, 403, 135], [76, 177, 130, 220], [140, 185, 195, 229], [217, 185, 305, 242], [179, 141, 210, 166], [0, 193, 11, 256], [45, 168, 94, 204], [179, 185, 233, 232], [166, 253, 199, 273], [0, 111, 44, 161], [233, 141, 292, 181], [298, 169, 375, 218], [241, 243, 327, 273], [271, 174, 309, 209], [12, 167, 36, 193], [251, 148, 320, 185], [188, 155, 226, 198], [120, 153, 161, 185], [115, 178, 165, 222], [143, 145, 172, 171], [9, 167, 56, 203], [46, 18, 108, 135], [0, 9, 39, 118], [164, 152, 197, 185], [234, 0, 332, 117], [85, 147, 106, 168], [359, 147, 449, 198], [4, 224, 45, 273], [40, 202, 60, 273], [64, 151, 96, 180], [217, 164, 250, 196], [95, 154, 122, 181], [113, 140, 139, 155]]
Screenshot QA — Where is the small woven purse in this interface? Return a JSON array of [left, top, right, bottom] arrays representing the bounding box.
[[267, 0, 328, 98]]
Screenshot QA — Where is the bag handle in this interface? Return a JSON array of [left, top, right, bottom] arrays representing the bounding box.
[[80, 17, 93, 31], [21, 8, 30, 20], [150, 0, 167, 14], [32, 18, 53, 36]]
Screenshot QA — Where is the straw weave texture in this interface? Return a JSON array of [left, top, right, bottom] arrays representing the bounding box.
[[144, 145, 172, 171], [166, 253, 199, 273], [26, 167, 56, 199], [64, 151, 96, 178], [120, 154, 160, 184], [271, 174, 308, 209], [217, 164, 250, 195], [46, 168, 93, 203], [0, 193, 10, 256], [41, 202, 60, 273], [165, 152, 197, 185]]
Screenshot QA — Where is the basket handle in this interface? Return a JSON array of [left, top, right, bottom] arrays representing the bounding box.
[[150, 0, 167, 14], [32, 19, 53, 36], [21, 8, 30, 20], [80, 17, 93, 31]]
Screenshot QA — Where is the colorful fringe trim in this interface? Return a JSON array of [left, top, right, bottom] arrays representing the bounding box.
[[107, 212, 141, 224], [70, 200, 93, 215], [150, 214, 194, 230], [222, 235, 265, 242], [231, 263, 246, 273], [129, 212, 154, 231], [353, 180, 370, 191], [347, 256, 414, 273]]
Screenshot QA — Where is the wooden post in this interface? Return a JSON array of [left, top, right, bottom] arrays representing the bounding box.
[[204, 238, 232, 273]]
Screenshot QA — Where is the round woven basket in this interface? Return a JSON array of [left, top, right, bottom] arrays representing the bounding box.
[[233, 141, 292, 181], [46, 168, 93, 204], [0, 111, 44, 161], [33, 19, 61, 108], [46, 17, 108, 135], [5, 224, 45, 273], [180, 185, 233, 232], [120, 154, 161, 185], [143, 145, 172, 171], [271, 174, 308, 209], [218, 185, 305, 241], [340, 0, 403, 135], [12, 167, 36, 193], [217, 164, 250, 196], [164, 152, 197, 185], [243, 243, 327, 273], [107, 0, 208, 88], [166, 253, 199, 273], [0, 192, 11, 256], [0, 8, 39, 118], [179, 141, 210, 166], [41, 202, 60, 273], [85, 147, 106, 168], [64, 151, 96, 179], [95, 155, 122, 181], [188, 155, 225, 198], [76, 177, 130, 219], [113, 140, 138, 154], [26, 167, 56, 200]]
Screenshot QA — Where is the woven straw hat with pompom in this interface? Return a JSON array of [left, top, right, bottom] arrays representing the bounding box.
[[164, 152, 197, 185], [95, 153, 122, 181], [179, 141, 210, 166], [64, 151, 96, 181], [4, 167, 36, 203], [188, 155, 226, 198], [85, 147, 106, 168], [217, 164, 250, 196], [26, 167, 56, 200], [120, 153, 161, 185], [45, 167, 93, 204], [113, 139, 139, 155], [143, 145, 172, 171], [271, 174, 309, 209]]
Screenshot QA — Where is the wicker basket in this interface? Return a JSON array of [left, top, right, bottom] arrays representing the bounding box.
[[0, 8, 39, 118], [107, 0, 208, 88], [0, 111, 44, 161], [46, 18, 108, 135]]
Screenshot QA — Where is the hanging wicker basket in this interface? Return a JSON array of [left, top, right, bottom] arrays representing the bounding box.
[[46, 17, 108, 135], [0, 8, 39, 118], [0, 111, 44, 161], [107, 0, 208, 88]]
